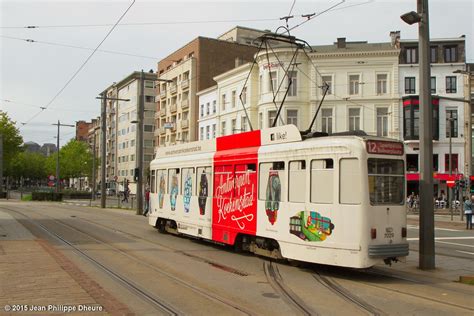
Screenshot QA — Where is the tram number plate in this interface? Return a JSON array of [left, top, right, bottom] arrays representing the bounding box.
[[384, 227, 394, 239]]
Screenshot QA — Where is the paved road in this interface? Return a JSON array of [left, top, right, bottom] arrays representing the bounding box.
[[1, 201, 473, 315], [407, 218, 474, 259]]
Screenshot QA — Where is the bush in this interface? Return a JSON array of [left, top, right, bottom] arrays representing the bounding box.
[[62, 190, 92, 199], [32, 191, 63, 201], [21, 194, 33, 201]]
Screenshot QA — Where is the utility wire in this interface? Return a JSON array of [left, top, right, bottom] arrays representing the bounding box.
[[289, 0, 346, 32], [288, 0, 297, 16], [20, 0, 136, 128], [1, 35, 159, 60], [0, 18, 278, 29]]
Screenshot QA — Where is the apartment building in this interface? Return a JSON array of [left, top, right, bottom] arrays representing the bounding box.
[[197, 85, 218, 140], [399, 36, 467, 197], [75, 120, 91, 142], [155, 34, 259, 147], [87, 117, 101, 190], [99, 71, 158, 194]]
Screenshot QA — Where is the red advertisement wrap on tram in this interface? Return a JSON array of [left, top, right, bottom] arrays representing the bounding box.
[[212, 130, 260, 244]]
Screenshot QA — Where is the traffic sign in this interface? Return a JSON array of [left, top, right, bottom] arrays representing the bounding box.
[[447, 180, 455, 188], [48, 175, 55, 181], [48, 181, 55, 187]]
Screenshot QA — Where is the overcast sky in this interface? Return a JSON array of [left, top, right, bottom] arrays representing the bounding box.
[[1, 0, 472, 146]]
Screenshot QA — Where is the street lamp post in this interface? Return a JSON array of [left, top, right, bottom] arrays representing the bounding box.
[[401, 0, 435, 270], [52, 121, 75, 193], [96, 95, 130, 208], [448, 113, 454, 220]]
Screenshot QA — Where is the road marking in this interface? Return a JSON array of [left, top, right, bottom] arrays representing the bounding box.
[[407, 236, 474, 241], [456, 250, 474, 255], [407, 225, 461, 232], [435, 240, 474, 248]]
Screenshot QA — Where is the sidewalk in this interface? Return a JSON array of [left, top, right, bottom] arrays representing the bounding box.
[[0, 209, 132, 315]]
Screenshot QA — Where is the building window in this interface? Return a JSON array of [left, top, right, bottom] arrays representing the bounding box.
[[259, 74, 263, 98], [321, 75, 332, 94], [259, 112, 263, 129], [221, 94, 226, 111], [144, 125, 154, 132], [321, 108, 333, 134], [348, 108, 361, 131], [430, 46, 437, 63], [287, 109, 298, 126], [444, 46, 457, 63], [221, 121, 226, 136], [200, 104, 204, 117], [446, 109, 458, 138], [405, 77, 416, 94], [241, 86, 247, 105], [231, 90, 236, 108], [206, 126, 210, 139], [445, 154, 459, 173], [212, 100, 216, 113], [446, 76, 457, 93], [349, 75, 360, 95], [231, 119, 236, 134], [287, 71, 297, 96], [145, 80, 154, 88], [406, 47, 418, 64], [269, 71, 277, 92], [431, 77, 436, 94], [406, 154, 418, 172], [200, 127, 204, 140], [268, 110, 276, 128], [377, 74, 388, 94], [145, 95, 154, 102], [241, 117, 248, 132], [403, 96, 440, 141], [376, 107, 389, 137], [206, 102, 210, 115], [212, 124, 216, 138], [144, 140, 153, 147]]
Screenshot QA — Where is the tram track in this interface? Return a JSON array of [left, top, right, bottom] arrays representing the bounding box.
[[263, 261, 317, 316], [2, 206, 255, 316], [3, 207, 180, 316]]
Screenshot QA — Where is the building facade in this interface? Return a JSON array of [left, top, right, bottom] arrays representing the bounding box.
[[399, 36, 467, 197], [155, 35, 258, 147], [197, 85, 218, 140]]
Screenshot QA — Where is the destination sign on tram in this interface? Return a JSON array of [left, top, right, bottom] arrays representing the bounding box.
[[366, 140, 404, 155]]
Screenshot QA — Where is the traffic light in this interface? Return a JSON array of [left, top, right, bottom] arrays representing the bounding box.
[[134, 168, 139, 181], [459, 179, 466, 188]]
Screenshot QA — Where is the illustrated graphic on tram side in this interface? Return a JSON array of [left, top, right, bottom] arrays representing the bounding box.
[[183, 171, 192, 213], [170, 173, 179, 211], [158, 172, 165, 209], [265, 170, 281, 225], [198, 171, 208, 215], [289, 211, 334, 241]]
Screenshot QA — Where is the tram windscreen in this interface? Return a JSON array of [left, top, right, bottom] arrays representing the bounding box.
[[368, 159, 404, 205]]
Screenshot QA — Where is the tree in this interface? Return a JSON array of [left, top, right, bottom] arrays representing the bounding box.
[[10, 151, 47, 185], [0, 111, 24, 177], [55, 139, 93, 180]]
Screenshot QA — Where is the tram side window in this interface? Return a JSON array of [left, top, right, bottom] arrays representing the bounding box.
[[181, 167, 195, 195], [197, 166, 212, 199], [150, 170, 156, 193], [311, 159, 334, 204], [339, 158, 361, 204], [168, 168, 180, 194], [289, 160, 306, 202], [259, 161, 285, 203], [156, 169, 167, 197]]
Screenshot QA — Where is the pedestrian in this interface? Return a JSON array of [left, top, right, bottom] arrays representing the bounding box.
[[464, 195, 473, 230], [122, 181, 129, 203], [143, 187, 150, 217]]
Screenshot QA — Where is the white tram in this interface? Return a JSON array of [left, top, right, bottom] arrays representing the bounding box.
[[148, 125, 408, 268]]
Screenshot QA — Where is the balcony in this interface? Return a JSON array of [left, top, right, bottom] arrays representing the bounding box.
[[160, 108, 166, 117], [181, 119, 189, 129], [160, 89, 166, 98], [160, 126, 166, 134], [181, 99, 189, 109], [170, 104, 177, 113], [154, 111, 161, 120], [181, 79, 189, 90], [170, 85, 177, 94]]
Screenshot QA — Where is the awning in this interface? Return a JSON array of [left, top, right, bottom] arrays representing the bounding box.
[[406, 173, 463, 181]]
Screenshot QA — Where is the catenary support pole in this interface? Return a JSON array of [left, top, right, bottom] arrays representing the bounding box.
[[136, 70, 144, 215], [100, 95, 107, 208]]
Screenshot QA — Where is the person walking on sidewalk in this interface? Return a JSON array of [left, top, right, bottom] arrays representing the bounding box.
[[143, 187, 150, 217], [463, 195, 473, 230]]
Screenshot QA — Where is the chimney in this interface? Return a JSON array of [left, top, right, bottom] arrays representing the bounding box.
[[390, 31, 401, 49], [337, 37, 346, 49]]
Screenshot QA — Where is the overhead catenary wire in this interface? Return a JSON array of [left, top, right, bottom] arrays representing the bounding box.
[[19, 0, 136, 129]]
